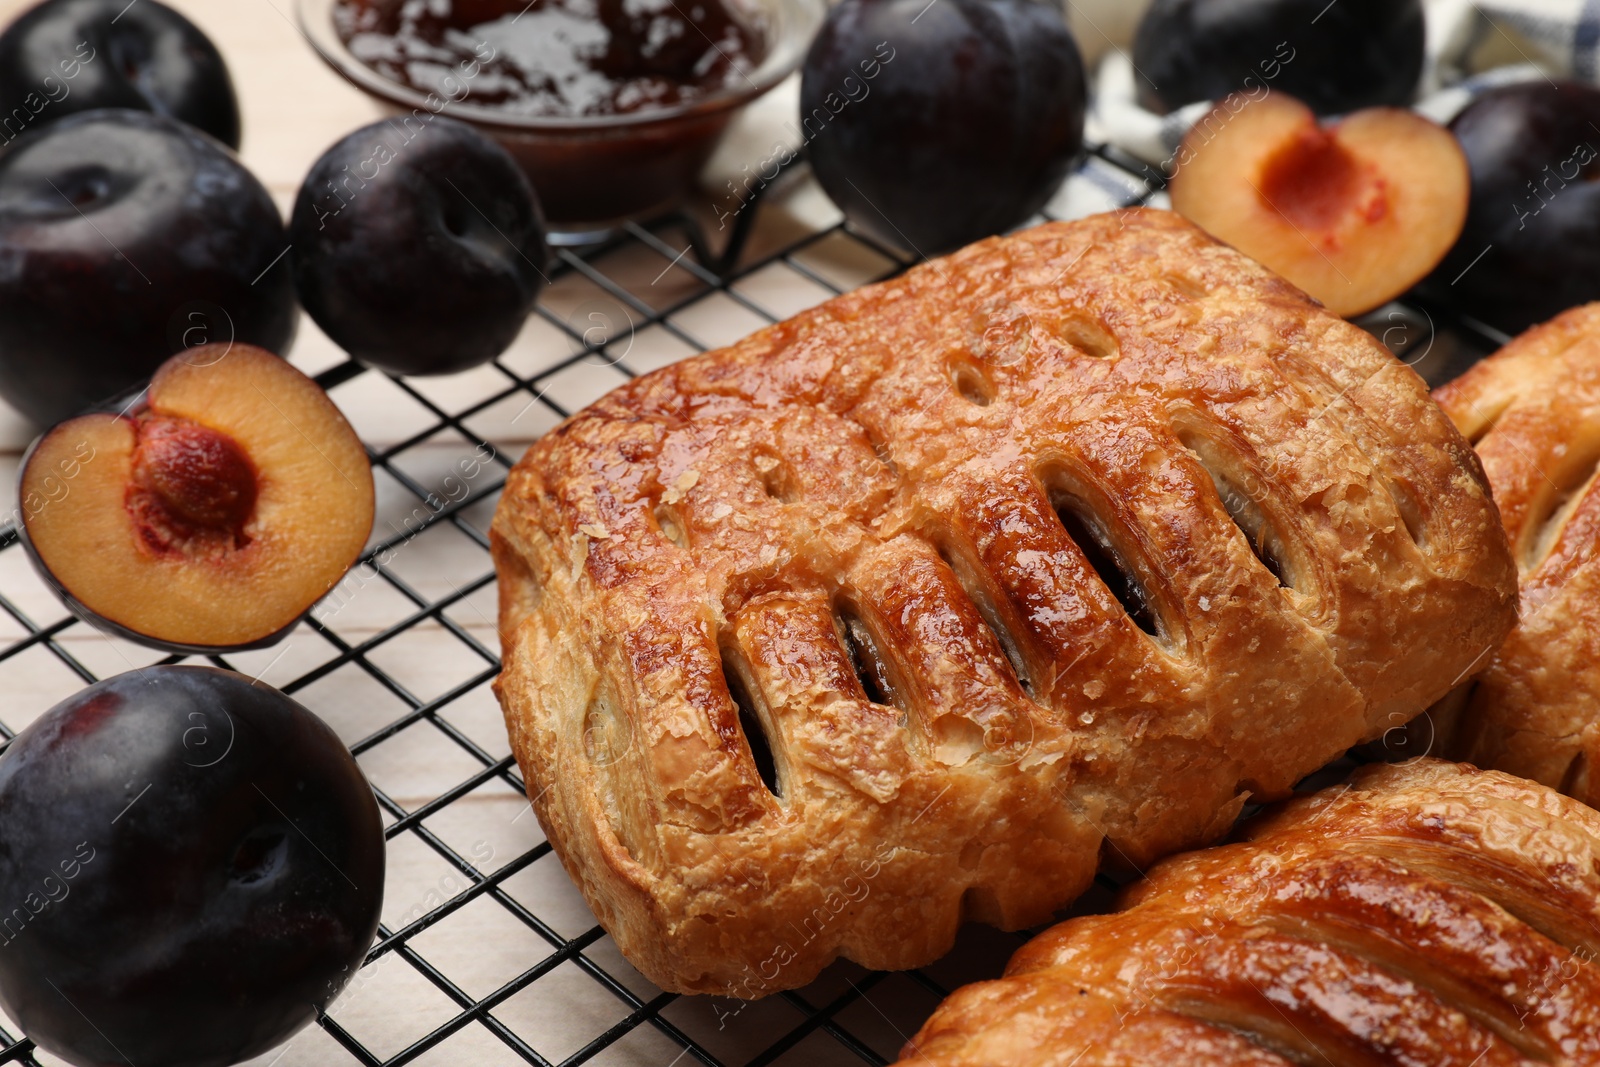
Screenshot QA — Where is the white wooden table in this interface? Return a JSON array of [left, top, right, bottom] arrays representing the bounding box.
[[0, 2, 1160, 1064]]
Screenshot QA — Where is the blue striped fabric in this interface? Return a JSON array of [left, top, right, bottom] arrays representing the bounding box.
[[1572, 0, 1600, 78], [1093, 0, 1600, 165]]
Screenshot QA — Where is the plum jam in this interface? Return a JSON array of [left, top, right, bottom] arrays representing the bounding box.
[[334, 0, 768, 118]]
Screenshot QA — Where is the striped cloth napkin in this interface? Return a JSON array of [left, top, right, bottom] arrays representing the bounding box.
[[1086, 0, 1595, 165]]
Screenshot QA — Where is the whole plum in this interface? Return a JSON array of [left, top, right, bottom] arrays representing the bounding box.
[[0, 0, 239, 148], [290, 116, 547, 377], [801, 0, 1086, 255], [0, 109, 296, 425], [0, 666, 384, 1067], [1133, 0, 1425, 116], [1429, 81, 1600, 335]]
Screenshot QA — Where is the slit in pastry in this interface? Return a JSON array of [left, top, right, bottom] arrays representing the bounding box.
[[1523, 437, 1600, 571], [1176, 430, 1302, 592], [719, 645, 783, 798], [935, 542, 1035, 697], [1050, 491, 1162, 637], [833, 603, 904, 716]]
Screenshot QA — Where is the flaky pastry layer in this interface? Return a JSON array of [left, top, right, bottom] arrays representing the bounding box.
[[1432, 303, 1600, 805], [492, 210, 1517, 995], [901, 759, 1600, 1067]]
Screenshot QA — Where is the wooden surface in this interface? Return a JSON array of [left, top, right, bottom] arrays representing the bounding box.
[[0, 0, 1503, 1064], [0, 3, 954, 1065], [0, 2, 1151, 1065], [0, 0, 1526, 1065]]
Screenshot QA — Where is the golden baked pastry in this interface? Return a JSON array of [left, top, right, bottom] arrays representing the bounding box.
[[491, 209, 1518, 996], [1431, 304, 1600, 805], [900, 759, 1600, 1066]]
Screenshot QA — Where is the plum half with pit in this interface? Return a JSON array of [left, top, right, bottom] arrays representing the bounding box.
[[0, 665, 384, 1067], [1133, 0, 1426, 116], [0, 109, 296, 425], [290, 116, 548, 377], [1427, 81, 1600, 335], [801, 0, 1086, 256], [1169, 92, 1468, 317], [20, 344, 375, 653], [0, 0, 240, 148]]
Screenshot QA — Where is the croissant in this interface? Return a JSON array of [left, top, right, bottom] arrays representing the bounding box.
[[1431, 304, 1600, 805], [490, 209, 1518, 996], [900, 758, 1600, 1067]]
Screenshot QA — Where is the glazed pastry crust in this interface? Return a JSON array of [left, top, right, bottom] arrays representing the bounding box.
[[491, 210, 1517, 996], [901, 759, 1600, 1067], [1432, 303, 1600, 805]]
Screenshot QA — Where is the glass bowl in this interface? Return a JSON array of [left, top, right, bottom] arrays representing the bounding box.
[[297, 0, 823, 240]]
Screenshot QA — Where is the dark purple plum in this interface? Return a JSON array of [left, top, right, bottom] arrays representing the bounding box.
[[0, 109, 296, 426], [1427, 81, 1600, 335], [290, 116, 548, 376], [1133, 0, 1425, 116], [801, 0, 1086, 256], [0, 666, 383, 1067], [0, 0, 239, 149]]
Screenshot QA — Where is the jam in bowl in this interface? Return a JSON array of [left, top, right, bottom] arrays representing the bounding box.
[[299, 0, 821, 236]]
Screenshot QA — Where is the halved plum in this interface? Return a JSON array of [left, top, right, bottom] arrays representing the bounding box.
[[1169, 92, 1469, 317], [19, 344, 374, 652]]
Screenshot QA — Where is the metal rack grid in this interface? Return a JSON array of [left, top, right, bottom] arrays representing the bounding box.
[[0, 141, 1512, 1067]]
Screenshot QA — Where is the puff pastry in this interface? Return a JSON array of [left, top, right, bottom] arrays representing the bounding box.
[[900, 759, 1600, 1067], [1431, 304, 1600, 805], [491, 209, 1518, 996]]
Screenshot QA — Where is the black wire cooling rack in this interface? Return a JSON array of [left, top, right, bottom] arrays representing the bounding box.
[[0, 142, 1516, 1067]]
